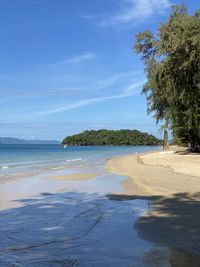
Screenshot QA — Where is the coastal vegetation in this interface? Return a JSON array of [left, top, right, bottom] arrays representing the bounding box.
[[62, 129, 161, 146], [134, 5, 200, 152]]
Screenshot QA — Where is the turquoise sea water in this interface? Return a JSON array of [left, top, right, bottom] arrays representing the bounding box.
[[0, 145, 159, 181], [0, 144, 159, 165]]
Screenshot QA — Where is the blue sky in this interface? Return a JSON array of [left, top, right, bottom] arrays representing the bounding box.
[[0, 0, 199, 140]]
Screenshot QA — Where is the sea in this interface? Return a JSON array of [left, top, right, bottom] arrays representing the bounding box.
[[0, 144, 159, 182]]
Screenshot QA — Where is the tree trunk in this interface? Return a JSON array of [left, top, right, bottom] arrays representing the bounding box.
[[163, 129, 169, 151], [190, 140, 200, 152]]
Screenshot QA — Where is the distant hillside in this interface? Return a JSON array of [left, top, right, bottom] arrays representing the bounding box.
[[0, 137, 60, 145], [63, 129, 161, 146]]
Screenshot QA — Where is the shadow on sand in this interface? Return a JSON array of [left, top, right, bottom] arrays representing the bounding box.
[[108, 192, 200, 266]]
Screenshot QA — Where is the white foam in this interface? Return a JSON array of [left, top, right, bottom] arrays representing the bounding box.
[[1, 166, 9, 169], [51, 166, 65, 170], [65, 158, 83, 162]]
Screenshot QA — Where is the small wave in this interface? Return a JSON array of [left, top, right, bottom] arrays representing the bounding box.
[[65, 158, 83, 162], [1, 166, 9, 170], [51, 166, 66, 170]]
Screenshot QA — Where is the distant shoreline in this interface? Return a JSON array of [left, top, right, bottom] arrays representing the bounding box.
[[0, 137, 60, 145]]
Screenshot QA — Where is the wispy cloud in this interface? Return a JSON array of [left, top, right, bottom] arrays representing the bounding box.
[[19, 81, 144, 119], [67, 52, 97, 64], [93, 71, 141, 90], [1, 70, 141, 98], [87, 0, 171, 27], [0, 87, 92, 97], [51, 52, 97, 67]]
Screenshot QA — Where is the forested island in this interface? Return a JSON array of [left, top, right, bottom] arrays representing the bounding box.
[[62, 129, 161, 146]]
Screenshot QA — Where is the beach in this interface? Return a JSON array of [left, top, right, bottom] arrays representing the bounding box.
[[2, 0, 199, 265], [107, 149, 200, 260], [1, 145, 200, 266], [107, 149, 200, 196]]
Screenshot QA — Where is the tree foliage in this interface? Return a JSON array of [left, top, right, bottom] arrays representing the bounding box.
[[134, 5, 200, 151], [62, 129, 161, 146]]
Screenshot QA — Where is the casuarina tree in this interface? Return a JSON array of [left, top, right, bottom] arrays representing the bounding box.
[[134, 5, 200, 152]]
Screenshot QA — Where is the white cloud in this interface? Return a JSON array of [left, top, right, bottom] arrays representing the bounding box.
[[96, 0, 172, 27], [20, 81, 144, 119]]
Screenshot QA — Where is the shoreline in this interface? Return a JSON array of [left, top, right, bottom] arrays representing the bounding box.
[[1, 148, 199, 210], [1, 147, 200, 259]]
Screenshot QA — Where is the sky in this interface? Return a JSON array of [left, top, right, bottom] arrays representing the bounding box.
[[0, 0, 199, 141]]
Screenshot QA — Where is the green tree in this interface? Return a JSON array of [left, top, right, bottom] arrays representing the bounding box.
[[134, 5, 200, 152]]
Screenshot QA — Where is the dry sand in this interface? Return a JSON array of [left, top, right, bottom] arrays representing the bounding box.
[[107, 150, 200, 196], [141, 150, 200, 178]]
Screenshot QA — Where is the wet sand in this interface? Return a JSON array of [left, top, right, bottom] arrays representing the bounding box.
[[0, 192, 164, 266], [48, 172, 102, 181], [0, 171, 124, 210]]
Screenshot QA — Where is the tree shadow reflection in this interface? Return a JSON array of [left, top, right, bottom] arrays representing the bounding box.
[[108, 192, 200, 266]]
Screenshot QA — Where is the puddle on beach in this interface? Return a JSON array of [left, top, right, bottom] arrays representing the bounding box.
[[0, 172, 125, 210], [1, 191, 200, 266], [0, 192, 156, 266]]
